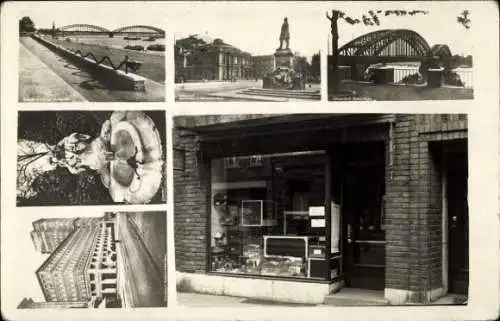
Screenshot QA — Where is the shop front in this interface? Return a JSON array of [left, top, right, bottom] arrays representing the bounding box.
[[174, 114, 469, 305]]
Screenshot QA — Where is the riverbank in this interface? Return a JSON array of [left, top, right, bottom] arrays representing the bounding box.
[[48, 37, 165, 83]]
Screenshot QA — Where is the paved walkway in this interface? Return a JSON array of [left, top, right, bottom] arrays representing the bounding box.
[[19, 37, 164, 102], [19, 40, 87, 102], [175, 80, 320, 101], [177, 292, 319, 307], [177, 291, 467, 307]]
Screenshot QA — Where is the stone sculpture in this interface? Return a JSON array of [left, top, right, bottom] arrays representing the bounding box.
[[279, 17, 290, 50]]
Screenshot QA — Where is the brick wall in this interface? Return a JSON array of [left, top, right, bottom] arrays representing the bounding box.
[[174, 130, 209, 273], [385, 114, 467, 302], [384, 115, 413, 293]]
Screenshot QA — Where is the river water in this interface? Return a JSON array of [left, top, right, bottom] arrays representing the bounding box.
[[62, 34, 165, 51]]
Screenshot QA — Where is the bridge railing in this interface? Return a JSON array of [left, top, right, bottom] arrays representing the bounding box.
[[454, 68, 473, 89], [393, 66, 419, 83], [335, 63, 473, 89]]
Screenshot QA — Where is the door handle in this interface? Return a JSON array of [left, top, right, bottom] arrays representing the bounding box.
[[347, 224, 352, 244]]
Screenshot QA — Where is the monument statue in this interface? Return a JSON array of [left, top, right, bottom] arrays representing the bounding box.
[[279, 17, 290, 50], [17, 111, 164, 204]]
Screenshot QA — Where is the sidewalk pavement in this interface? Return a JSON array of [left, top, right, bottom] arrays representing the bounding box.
[[177, 292, 319, 307], [176, 292, 467, 307], [19, 39, 87, 102], [176, 80, 262, 92], [175, 80, 320, 101]]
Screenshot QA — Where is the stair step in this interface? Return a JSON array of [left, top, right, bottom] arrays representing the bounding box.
[[324, 289, 389, 306], [249, 88, 319, 93], [240, 89, 321, 100]]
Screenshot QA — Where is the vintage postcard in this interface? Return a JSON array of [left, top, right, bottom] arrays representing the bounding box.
[[1, 1, 499, 321]]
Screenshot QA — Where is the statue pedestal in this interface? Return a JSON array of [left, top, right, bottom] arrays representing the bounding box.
[[274, 48, 293, 69]]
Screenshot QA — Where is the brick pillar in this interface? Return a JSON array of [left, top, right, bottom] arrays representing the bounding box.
[[427, 68, 444, 88], [174, 131, 209, 274], [373, 67, 394, 84], [413, 137, 443, 302], [384, 115, 444, 304], [384, 115, 412, 303]]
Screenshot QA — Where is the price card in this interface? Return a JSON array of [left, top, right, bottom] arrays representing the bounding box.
[[311, 218, 325, 228], [308, 206, 324, 217]]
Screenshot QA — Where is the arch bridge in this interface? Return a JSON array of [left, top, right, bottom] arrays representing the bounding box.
[[54, 24, 164, 37], [337, 29, 451, 80], [112, 25, 165, 36], [57, 24, 111, 35]]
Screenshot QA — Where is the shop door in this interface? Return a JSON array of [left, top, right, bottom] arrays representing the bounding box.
[[447, 151, 469, 295], [341, 149, 386, 290]]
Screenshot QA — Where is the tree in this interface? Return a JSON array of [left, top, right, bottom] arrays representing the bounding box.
[[293, 55, 309, 76], [310, 53, 321, 81], [19, 16, 35, 33], [457, 10, 471, 29]]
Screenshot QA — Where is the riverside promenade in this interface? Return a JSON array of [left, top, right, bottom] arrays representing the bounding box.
[[19, 36, 165, 102]]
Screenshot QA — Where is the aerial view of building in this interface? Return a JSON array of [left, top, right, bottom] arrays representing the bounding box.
[[18, 212, 167, 309], [30, 218, 78, 254]]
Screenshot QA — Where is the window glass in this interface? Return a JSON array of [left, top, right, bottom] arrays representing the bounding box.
[[210, 152, 329, 279]]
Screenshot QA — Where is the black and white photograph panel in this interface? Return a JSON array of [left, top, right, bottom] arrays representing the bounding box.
[[17, 110, 166, 206], [327, 5, 473, 101], [18, 3, 166, 102], [10, 210, 167, 309], [174, 114, 468, 307], [173, 3, 322, 102]]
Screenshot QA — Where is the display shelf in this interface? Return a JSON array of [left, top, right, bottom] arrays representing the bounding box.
[[240, 200, 277, 227]]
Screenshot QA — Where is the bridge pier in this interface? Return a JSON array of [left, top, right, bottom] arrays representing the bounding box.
[[427, 67, 444, 88]]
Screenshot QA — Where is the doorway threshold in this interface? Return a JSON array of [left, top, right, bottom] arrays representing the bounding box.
[[431, 293, 468, 305], [324, 288, 389, 306]]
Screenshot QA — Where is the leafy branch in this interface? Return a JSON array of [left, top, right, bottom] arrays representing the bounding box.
[[328, 10, 430, 27], [457, 10, 471, 29]]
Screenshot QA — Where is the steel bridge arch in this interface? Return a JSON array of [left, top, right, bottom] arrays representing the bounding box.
[[58, 24, 111, 33], [112, 25, 164, 34], [339, 29, 431, 58]]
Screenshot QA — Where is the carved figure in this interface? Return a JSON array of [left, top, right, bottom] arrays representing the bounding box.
[[279, 17, 290, 50]]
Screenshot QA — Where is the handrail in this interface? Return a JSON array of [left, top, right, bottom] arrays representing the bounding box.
[[33, 35, 142, 74], [67, 48, 133, 73]]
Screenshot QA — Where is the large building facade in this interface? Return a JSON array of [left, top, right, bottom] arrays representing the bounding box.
[[31, 218, 77, 254], [253, 55, 275, 79], [174, 114, 469, 305], [35, 216, 119, 307], [175, 36, 254, 82]]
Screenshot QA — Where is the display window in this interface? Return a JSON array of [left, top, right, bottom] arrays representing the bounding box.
[[209, 151, 340, 280]]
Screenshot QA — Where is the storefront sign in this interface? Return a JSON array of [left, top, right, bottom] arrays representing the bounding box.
[[309, 206, 324, 217], [311, 218, 326, 228]]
